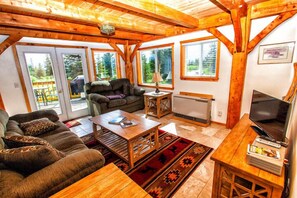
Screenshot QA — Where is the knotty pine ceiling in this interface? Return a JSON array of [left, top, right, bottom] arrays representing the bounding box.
[[0, 0, 296, 44]]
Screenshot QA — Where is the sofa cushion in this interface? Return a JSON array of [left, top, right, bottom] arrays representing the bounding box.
[[20, 118, 59, 136], [0, 110, 9, 149], [6, 120, 24, 136], [90, 81, 112, 93], [125, 95, 141, 104], [40, 130, 87, 155], [0, 145, 65, 175], [108, 99, 127, 108], [10, 109, 59, 123], [89, 93, 110, 103], [110, 78, 130, 91]]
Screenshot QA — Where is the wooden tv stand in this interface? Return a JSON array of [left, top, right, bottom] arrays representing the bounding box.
[[211, 114, 285, 198]]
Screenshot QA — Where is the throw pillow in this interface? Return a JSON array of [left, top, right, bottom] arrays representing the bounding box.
[[19, 118, 58, 136], [3, 135, 52, 148], [0, 145, 65, 175]]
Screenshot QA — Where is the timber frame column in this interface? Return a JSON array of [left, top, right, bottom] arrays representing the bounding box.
[[109, 42, 141, 84]]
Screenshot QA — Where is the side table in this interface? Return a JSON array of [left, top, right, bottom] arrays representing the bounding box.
[[144, 92, 172, 118]]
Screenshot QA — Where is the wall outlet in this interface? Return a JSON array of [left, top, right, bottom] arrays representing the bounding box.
[[218, 111, 222, 117]]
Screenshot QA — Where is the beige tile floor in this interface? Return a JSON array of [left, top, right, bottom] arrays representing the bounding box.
[[70, 110, 230, 198]]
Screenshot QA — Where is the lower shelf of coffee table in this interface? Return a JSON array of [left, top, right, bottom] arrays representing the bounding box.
[[95, 130, 156, 163]]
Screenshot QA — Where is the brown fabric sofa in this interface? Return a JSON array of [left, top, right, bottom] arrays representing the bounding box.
[[0, 109, 105, 198], [85, 78, 145, 116]]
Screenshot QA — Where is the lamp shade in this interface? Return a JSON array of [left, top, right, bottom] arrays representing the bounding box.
[[152, 72, 163, 83]]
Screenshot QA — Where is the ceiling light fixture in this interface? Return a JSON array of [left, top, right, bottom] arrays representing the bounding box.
[[99, 24, 115, 36]]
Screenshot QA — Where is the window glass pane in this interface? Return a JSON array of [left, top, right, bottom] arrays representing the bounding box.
[[139, 46, 172, 86], [157, 48, 172, 85], [62, 54, 87, 112], [24, 53, 62, 114], [184, 40, 218, 78], [140, 50, 156, 83], [94, 52, 117, 80]]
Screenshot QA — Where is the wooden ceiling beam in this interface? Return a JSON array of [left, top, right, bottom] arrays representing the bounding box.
[[109, 43, 125, 61], [91, 0, 198, 28], [198, 12, 232, 29], [0, 0, 168, 35], [207, 27, 234, 54], [0, 12, 151, 42], [209, 0, 232, 13], [0, 34, 22, 55], [248, 11, 297, 53], [0, 26, 131, 45], [130, 43, 142, 63], [231, 9, 243, 52], [251, 0, 297, 18]]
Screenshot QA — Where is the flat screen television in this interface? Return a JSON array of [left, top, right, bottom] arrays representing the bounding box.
[[249, 90, 291, 143]]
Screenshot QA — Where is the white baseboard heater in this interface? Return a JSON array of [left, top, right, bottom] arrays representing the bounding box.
[[173, 94, 212, 124]]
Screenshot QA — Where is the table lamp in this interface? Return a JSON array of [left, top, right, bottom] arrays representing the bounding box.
[[152, 72, 163, 93]]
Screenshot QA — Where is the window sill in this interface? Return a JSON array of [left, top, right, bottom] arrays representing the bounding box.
[[180, 76, 219, 81], [137, 83, 174, 90]]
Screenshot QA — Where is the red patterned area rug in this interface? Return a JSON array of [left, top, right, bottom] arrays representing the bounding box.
[[81, 130, 213, 198]]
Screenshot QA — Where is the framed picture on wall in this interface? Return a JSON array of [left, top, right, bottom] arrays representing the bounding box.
[[258, 41, 295, 64]]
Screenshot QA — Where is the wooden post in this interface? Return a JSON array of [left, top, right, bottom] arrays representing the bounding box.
[[124, 41, 134, 84], [226, 52, 248, 128]]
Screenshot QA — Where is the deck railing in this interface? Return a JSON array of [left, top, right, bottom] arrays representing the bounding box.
[[32, 81, 81, 102]]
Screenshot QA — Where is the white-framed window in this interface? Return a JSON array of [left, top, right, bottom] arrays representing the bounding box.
[[91, 49, 121, 80], [137, 43, 174, 89], [180, 36, 220, 81]]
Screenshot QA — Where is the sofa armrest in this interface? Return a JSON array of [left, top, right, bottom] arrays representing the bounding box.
[[89, 93, 110, 103], [9, 109, 59, 123], [2, 149, 105, 198], [133, 87, 145, 96]]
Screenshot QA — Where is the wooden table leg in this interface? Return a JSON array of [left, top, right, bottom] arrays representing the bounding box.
[[154, 127, 159, 149], [128, 141, 134, 168], [144, 96, 148, 118], [93, 123, 97, 135], [157, 98, 161, 118]]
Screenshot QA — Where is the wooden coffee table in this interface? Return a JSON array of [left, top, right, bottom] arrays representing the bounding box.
[[91, 110, 161, 168]]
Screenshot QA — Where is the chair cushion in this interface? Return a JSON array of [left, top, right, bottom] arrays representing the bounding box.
[[125, 96, 141, 104], [0, 145, 65, 175], [20, 118, 59, 136], [108, 99, 127, 108]]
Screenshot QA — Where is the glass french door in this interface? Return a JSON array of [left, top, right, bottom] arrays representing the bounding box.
[[17, 46, 89, 121]]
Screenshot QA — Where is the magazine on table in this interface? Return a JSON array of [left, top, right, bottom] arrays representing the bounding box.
[[120, 120, 137, 128], [247, 144, 280, 159], [108, 116, 126, 125]]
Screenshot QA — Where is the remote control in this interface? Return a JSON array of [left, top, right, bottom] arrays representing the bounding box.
[[255, 137, 281, 149]]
